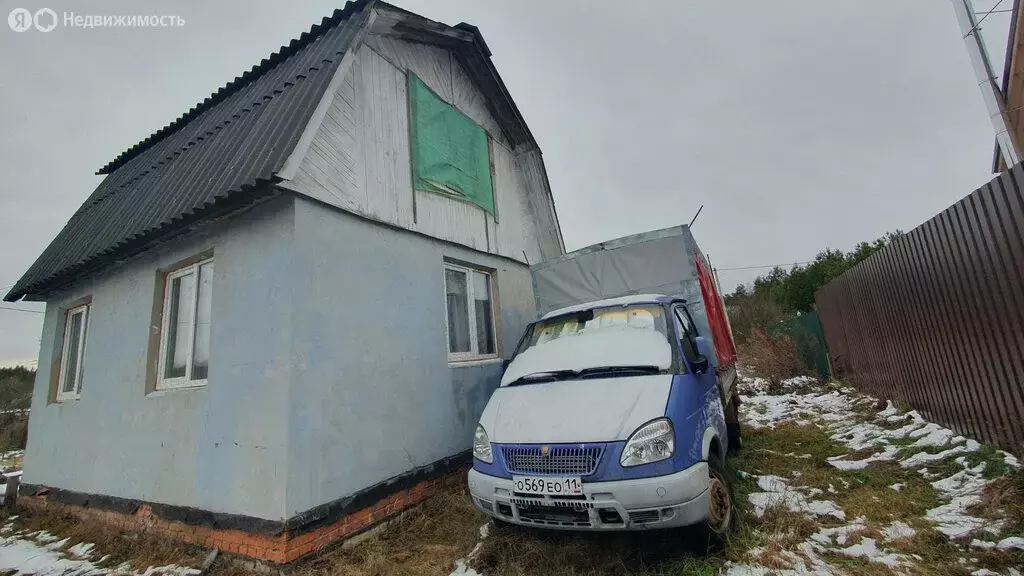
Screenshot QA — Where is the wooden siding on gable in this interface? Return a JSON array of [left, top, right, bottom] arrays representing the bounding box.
[[287, 35, 555, 264], [355, 45, 413, 228]]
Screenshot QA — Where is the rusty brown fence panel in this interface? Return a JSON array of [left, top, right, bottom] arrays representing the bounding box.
[[816, 166, 1024, 456]]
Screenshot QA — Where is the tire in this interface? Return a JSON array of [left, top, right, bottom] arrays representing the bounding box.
[[693, 454, 735, 552]]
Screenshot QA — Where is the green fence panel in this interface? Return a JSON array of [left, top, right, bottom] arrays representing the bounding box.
[[767, 311, 831, 379]]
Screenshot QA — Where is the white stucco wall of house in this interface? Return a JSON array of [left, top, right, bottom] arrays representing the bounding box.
[[284, 197, 536, 517], [23, 196, 296, 521]]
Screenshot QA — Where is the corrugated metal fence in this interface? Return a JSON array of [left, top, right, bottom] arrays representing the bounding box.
[[815, 166, 1024, 455]]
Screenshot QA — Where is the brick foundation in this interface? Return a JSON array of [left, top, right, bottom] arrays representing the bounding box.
[[19, 473, 457, 564]]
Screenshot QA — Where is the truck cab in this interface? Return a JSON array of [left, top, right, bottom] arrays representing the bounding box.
[[467, 293, 736, 541]]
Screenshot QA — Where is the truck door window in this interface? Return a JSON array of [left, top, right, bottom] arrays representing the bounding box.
[[673, 306, 700, 363]]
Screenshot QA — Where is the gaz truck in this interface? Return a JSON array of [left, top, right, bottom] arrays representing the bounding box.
[[467, 225, 741, 545]]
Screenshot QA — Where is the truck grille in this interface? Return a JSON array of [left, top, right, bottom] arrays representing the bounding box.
[[501, 445, 603, 476]]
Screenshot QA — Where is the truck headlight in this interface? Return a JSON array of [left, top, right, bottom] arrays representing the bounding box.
[[620, 418, 674, 467], [473, 424, 493, 464]]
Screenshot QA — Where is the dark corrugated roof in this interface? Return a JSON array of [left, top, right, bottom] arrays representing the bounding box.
[[5, 0, 372, 302]]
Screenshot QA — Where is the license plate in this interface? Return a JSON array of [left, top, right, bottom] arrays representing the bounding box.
[[512, 475, 583, 496]]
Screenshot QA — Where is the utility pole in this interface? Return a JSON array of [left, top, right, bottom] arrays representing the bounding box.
[[951, 0, 1021, 167]]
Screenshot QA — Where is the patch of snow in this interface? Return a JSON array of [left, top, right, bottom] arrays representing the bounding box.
[[996, 536, 1024, 551], [1003, 452, 1020, 468], [29, 531, 60, 544], [136, 566, 200, 576], [901, 440, 980, 468], [478, 523, 490, 540], [0, 530, 199, 576], [810, 519, 867, 546], [970, 539, 996, 550], [827, 444, 900, 470], [838, 538, 905, 567], [925, 460, 999, 538], [890, 483, 904, 491], [756, 475, 789, 492], [747, 475, 845, 520], [908, 423, 958, 448], [882, 521, 915, 541], [971, 569, 1001, 576], [0, 536, 98, 576], [44, 537, 69, 551], [877, 401, 900, 418], [449, 560, 482, 576], [67, 542, 93, 558]]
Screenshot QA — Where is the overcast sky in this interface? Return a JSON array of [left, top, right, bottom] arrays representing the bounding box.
[[0, 0, 1012, 366]]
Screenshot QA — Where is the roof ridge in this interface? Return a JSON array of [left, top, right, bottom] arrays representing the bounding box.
[[96, 0, 368, 176]]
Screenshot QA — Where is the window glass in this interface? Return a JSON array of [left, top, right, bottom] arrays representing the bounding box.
[[62, 310, 84, 393], [518, 305, 668, 354], [445, 268, 471, 353], [674, 307, 699, 363], [192, 261, 214, 380], [445, 264, 496, 360], [158, 257, 213, 389], [57, 303, 89, 400], [164, 272, 195, 379], [473, 271, 494, 355]]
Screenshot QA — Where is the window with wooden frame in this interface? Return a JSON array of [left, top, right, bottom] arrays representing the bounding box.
[[56, 303, 90, 401], [444, 263, 496, 362], [157, 257, 214, 389]]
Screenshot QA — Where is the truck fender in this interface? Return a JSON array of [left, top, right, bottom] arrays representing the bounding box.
[[701, 427, 720, 462]]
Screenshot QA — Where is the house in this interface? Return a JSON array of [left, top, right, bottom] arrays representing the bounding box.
[[994, 0, 1024, 170], [952, 0, 1024, 171], [3, 0, 563, 562]]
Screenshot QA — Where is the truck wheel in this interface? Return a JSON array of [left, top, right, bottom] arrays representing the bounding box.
[[696, 454, 735, 551]]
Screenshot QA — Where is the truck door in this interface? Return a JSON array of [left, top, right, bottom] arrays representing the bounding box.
[[671, 304, 728, 456]]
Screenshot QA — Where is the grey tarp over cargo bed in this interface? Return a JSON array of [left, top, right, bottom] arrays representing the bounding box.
[[530, 225, 721, 367]]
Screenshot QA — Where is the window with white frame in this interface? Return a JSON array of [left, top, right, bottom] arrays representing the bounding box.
[[158, 258, 214, 389], [444, 263, 496, 361], [56, 303, 90, 401]]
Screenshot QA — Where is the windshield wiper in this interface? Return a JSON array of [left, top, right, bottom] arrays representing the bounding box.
[[576, 365, 662, 378], [506, 370, 579, 386]]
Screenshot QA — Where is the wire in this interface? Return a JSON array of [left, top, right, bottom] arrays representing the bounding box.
[[965, 0, 1008, 37], [0, 306, 44, 315], [715, 261, 813, 272]]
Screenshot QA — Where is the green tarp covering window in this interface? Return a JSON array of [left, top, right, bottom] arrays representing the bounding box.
[[409, 74, 494, 215]]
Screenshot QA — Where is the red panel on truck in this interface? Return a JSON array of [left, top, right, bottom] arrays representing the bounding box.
[[695, 253, 737, 367]]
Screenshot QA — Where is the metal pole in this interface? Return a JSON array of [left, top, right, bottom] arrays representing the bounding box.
[[951, 0, 1021, 167], [688, 205, 704, 228]]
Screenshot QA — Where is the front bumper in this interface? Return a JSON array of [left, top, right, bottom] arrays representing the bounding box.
[[467, 462, 710, 531]]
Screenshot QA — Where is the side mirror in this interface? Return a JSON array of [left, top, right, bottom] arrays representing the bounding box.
[[692, 354, 709, 374], [694, 336, 710, 357]]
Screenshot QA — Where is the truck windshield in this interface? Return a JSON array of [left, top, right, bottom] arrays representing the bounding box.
[[503, 304, 672, 386]]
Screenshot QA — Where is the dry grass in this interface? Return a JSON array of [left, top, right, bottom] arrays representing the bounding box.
[[294, 478, 481, 576], [972, 469, 1024, 529], [738, 329, 806, 383], [9, 505, 209, 571], [473, 524, 721, 576], [836, 461, 941, 523]]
